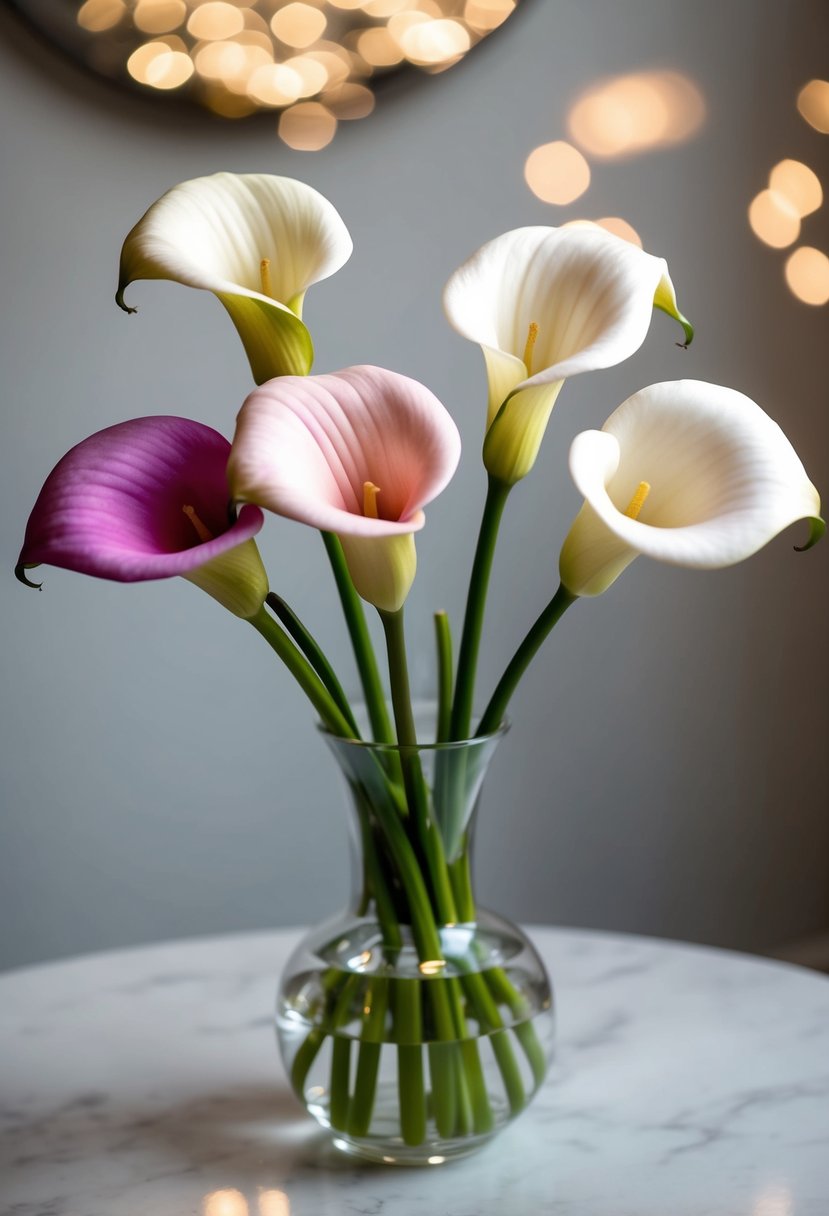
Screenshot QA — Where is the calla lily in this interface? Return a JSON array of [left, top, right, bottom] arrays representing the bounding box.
[[443, 225, 692, 485], [16, 416, 269, 619], [228, 366, 461, 613], [558, 380, 823, 597], [116, 173, 353, 384]]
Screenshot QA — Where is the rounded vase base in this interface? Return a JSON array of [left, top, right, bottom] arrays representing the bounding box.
[[313, 1092, 499, 1165], [329, 1130, 496, 1166]]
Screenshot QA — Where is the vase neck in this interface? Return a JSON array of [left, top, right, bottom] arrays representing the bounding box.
[[324, 728, 504, 928]]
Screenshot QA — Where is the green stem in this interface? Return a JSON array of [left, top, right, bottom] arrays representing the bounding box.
[[347, 977, 389, 1136], [450, 476, 512, 741], [248, 607, 354, 738], [434, 611, 453, 744], [380, 607, 458, 925], [322, 532, 393, 743], [266, 593, 359, 736], [395, 980, 427, 1146], [449, 852, 547, 1089], [476, 584, 577, 736]]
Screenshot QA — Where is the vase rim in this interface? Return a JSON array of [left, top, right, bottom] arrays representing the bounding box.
[[318, 700, 509, 751]]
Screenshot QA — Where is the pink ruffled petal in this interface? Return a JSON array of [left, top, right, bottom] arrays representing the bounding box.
[[228, 366, 461, 537]]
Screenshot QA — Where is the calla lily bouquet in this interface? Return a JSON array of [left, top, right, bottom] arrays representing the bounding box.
[[16, 173, 824, 1161]]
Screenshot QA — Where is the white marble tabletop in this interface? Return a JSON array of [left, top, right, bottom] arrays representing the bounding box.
[[2, 927, 829, 1216]]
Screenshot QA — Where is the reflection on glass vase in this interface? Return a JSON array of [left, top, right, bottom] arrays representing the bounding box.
[[275, 713, 554, 1164]]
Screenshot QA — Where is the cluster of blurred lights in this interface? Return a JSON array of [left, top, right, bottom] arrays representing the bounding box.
[[748, 79, 829, 306], [204, 1188, 290, 1216], [75, 0, 518, 148], [523, 70, 706, 251]]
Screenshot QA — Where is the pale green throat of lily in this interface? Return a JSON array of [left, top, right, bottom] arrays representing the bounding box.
[[624, 481, 651, 521], [182, 504, 213, 544]]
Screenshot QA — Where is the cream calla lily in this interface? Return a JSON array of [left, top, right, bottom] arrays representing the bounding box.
[[227, 366, 461, 613], [443, 225, 692, 485], [117, 173, 353, 384], [559, 380, 824, 597]]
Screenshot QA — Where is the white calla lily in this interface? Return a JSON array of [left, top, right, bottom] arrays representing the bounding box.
[[559, 380, 824, 597], [117, 173, 353, 384], [443, 226, 692, 485]]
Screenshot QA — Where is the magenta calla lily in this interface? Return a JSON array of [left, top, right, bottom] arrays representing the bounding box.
[[17, 416, 269, 618], [228, 366, 462, 612]]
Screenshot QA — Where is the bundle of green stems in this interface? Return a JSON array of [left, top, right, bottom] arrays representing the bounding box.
[[249, 478, 573, 1143]]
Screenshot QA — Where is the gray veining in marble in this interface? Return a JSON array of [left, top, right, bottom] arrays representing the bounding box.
[[2, 928, 828, 1215]]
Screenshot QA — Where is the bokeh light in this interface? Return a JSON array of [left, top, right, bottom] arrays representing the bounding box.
[[279, 101, 338, 149], [271, 4, 328, 49], [77, 0, 126, 32], [187, 3, 245, 41], [768, 159, 823, 218], [785, 247, 829, 306], [568, 70, 705, 159], [133, 0, 186, 35], [71, 0, 523, 147], [524, 141, 591, 205], [259, 1192, 291, 1216], [748, 189, 801, 249], [595, 216, 643, 247], [797, 79, 829, 134], [204, 1191, 249, 1216]]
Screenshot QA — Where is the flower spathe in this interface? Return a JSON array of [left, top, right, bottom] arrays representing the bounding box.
[[16, 416, 269, 619], [116, 173, 353, 384], [228, 366, 462, 613], [443, 225, 692, 485], [558, 380, 824, 597]]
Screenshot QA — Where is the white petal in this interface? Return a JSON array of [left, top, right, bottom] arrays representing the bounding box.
[[444, 226, 682, 393], [561, 380, 822, 595], [118, 172, 352, 308], [117, 173, 352, 382]]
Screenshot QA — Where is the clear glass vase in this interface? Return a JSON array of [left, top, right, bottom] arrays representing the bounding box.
[[275, 712, 555, 1164]]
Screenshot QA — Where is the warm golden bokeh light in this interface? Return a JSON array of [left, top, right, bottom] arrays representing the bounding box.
[[357, 28, 404, 67], [324, 81, 375, 119], [73, 0, 523, 146], [398, 18, 470, 65], [524, 141, 591, 205], [797, 79, 829, 134], [748, 189, 801, 249], [194, 39, 248, 80], [258, 1191, 291, 1216], [282, 55, 330, 95], [271, 4, 327, 49], [595, 216, 643, 247], [77, 0, 126, 33], [187, 3, 245, 42], [464, 0, 515, 31], [278, 101, 338, 149], [127, 38, 188, 86], [362, 0, 411, 16], [246, 62, 303, 105], [133, 0, 187, 35], [785, 247, 829, 306], [568, 70, 705, 159], [769, 159, 823, 218], [204, 1191, 249, 1216]]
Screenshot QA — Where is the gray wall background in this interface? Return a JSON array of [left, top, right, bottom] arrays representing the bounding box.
[[1, 0, 827, 972]]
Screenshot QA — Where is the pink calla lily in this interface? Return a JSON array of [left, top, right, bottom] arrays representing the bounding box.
[[228, 366, 461, 612], [17, 416, 269, 618]]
